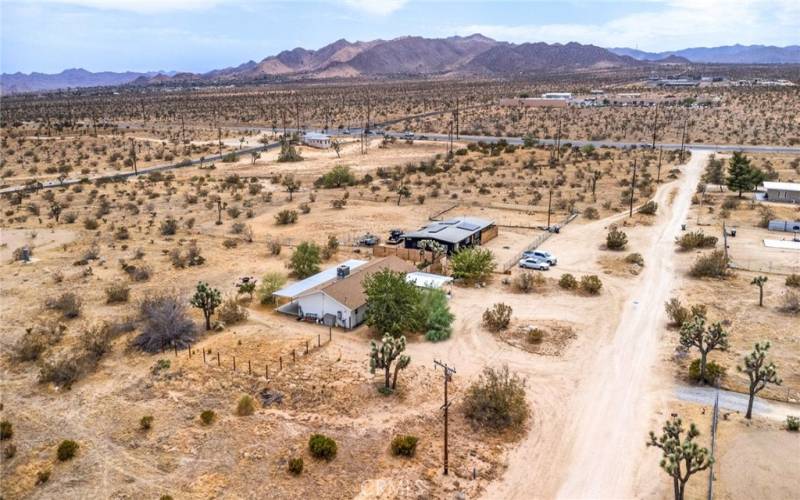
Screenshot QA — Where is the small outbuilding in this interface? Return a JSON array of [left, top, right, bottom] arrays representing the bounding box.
[[761, 182, 800, 203], [402, 217, 496, 255], [303, 132, 331, 149]]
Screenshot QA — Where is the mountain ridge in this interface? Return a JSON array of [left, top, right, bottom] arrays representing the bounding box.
[[609, 44, 800, 64]]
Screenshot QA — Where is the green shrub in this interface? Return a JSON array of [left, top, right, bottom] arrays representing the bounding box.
[[688, 359, 726, 385], [160, 217, 178, 236], [36, 470, 51, 485], [200, 410, 216, 425], [420, 289, 454, 342], [580, 275, 603, 295], [139, 416, 153, 431], [526, 328, 545, 344], [390, 435, 419, 457], [676, 231, 718, 251], [288, 457, 304, 474], [625, 252, 644, 266], [317, 165, 356, 188], [786, 274, 800, 288], [0, 420, 12, 440], [105, 283, 130, 304], [274, 209, 298, 225], [512, 271, 545, 293], [463, 365, 527, 431], [236, 395, 256, 416], [787, 416, 800, 432], [57, 439, 79, 461], [308, 434, 337, 460], [257, 272, 287, 305], [606, 226, 628, 250], [689, 250, 729, 278], [559, 273, 577, 289], [664, 298, 690, 327], [450, 247, 496, 284], [482, 303, 512, 331], [638, 200, 658, 215], [583, 207, 599, 220]]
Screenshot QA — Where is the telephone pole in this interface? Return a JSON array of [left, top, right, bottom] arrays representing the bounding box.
[[679, 114, 688, 163], [454, 97, 460, 139], [629, 158, 638, 217], [651, 102, 659, 149], [434, 359, 456, 475], [547, 188, 553, 228], [656, 146, 664, 183]]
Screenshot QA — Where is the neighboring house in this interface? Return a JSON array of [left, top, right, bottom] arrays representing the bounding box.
[[402, 217, 497, 255], [767, 219, 800, 233], [761, 181, 800, 203], [303, 132, 331, 149], [273, 256, 415, 329]]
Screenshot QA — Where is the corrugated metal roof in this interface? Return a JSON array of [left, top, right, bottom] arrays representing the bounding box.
[[304, 132, 330, 140], [273, 259, 367, 298], [763, 181, 800, 192], [402, 216, 494, 244]]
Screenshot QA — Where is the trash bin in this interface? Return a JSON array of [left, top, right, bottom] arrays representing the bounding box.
[[681, 224, 686, 231], [730, 229, 736, 237]]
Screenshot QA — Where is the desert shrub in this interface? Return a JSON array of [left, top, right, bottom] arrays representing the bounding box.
[[0, 420, 12, 440], [638, 200, 658, 215], [236, 395, 256, 416], [14, 321, 66, 361], [231, 221, 246, 234], [3, 443, 16, 459], [451, 247, 496, 284], [580, 275, 603, 295], [463, 365, 527, 431], [625, 252, 644, 266], [277, 143, 302, 162], [317, 165, 356, 188], [222, 238, 238, 249], [169, 241, 205, 268], [512, 271, 545, 293], [559, 273, 577, 289], [257, 272, 288, 305], [36, 470, 50, 485], [676, 231, 718, 251], [200, 410, 216, 425], [267, 239, 282, 256], [482, 303, 512, 331], [83, 217, 99, 230], [689, 250, 729, 278], [665, 298, 690, 327], [114, 226, 130, 240], [151, 359, 171, 375], [38, 352, 85, 387], [778, 291, 800, 315], [79, 322, 114, 358], [139, 416, 154, 431], [390, 435, 419, 457], [63, 212, 78, 223], [526, 328, 545, 344], [787, 416, 800, 432], [120, 260, 152, 281], [786, 274, 800, 288], [274, 209, 298, 225], [583, 206, 599, 219], [288, 457, 304, 475], [308, 434, 337, 460], [45, 292, 82, 318], [289, 242, 321, 278], [57, 439, 79, 461], [689, 359, 727, 385], [160, 217, 178, 236], [331, 198, 347, 209], [721, 197, 740, 210], [606, 226, 628, 250], [105, 283, 130, 303], [217, 297, 248, 325], [134, 293, 197, 352]]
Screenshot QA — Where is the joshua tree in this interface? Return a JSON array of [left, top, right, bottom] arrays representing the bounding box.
[[190, 281, 222, 331], [369, 333, 411, 391], [417, 239, 447, 269], [647, 415, 713, 500], [250, 151, 260, 165], [331, 139, 341, 159], [49, 202, 62, 223], [738, 342, 781, 419], [679, 315, 729, 384], [396, 185, 411, 206], [282, 174, 301, 201], [750, 275, 767, 306]]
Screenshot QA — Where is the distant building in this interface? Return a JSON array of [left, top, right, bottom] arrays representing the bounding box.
[[761, 181, 800, 203], [303, 132, 331, 149], [402, 217, 496, 255], [273, 257, 415, 329], [499, 97, 568, 108], [541, 92, 572, 99]]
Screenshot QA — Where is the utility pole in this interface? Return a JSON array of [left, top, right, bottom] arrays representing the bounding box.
[[656, 146, 664, 182], [651, 102, 659, 149], [448, 121, 453, 154], [629, 159, 638, 217], [555, 113, 563, 164], [434, 360, 456, 476], [679, 114, 688, 163], [454, 97, 460, 139], [547, 188, 553, 228], [129, 138, 137, 174], [217, 128, 223, 157]]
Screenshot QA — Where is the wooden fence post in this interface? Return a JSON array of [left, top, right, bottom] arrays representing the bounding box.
[[174, 344, 178, 357], [217, 352, 221, 367], [203, 350, 206, 364], [318, 334, 321, 347], [292, 349, 296, 363], [279, 356, 282, 371], [233, 356, 236, 372], [248, 360, 251, 375], [265, 364, 269, 380], [305, 340, 309, 354]]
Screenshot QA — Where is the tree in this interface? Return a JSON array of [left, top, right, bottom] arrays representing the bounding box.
[[396, 185, 411, 206], [450, 247, 496, 284], [679, 315, 729, 384], [369, 333, 411, 391], [738, 342, 782, 419], [418, 289, 454, 342], [318, 165, 355, 188], [522, 133, 538, 148], [282, 174, 301, 201], [190, 282, 222, 331], [751, 275, 767, 306], [726, 151, 764, 198], [49, 202, 62, 222], [416, 239, 446, 269], [647, 415, 713, 500], [363, 269, 421, 337], [288, 241, 321, 279], [257, 272, 287, 305], [331, 139, 341, 158], [250, 151, 261, 165], [702, 155, 725, 189]]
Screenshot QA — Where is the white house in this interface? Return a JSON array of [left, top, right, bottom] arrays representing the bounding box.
[[761, 181, 800, 204], [303, 132, 331, 149], [273, 256, 415, 329]]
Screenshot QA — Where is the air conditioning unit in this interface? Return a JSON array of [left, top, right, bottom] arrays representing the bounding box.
[[336, 265, 350, 279]]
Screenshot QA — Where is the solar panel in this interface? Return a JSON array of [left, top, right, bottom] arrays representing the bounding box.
[[457, 222, 480, 231], [427, 226, 447, 233], [440, 220, 459, 225]]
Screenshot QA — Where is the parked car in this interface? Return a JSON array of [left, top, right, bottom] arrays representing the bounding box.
[[403, 131, 415, 139], [522, 250, 557, 265], [519, 258, 550, 270], [357, 233, 379, 246]]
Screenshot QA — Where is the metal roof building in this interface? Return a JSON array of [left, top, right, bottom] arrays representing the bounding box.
[[402, 217, 495, 255]]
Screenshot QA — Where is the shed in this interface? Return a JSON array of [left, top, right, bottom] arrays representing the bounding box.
[[767, 220, 800, 233], [303, 132, 331, 149]]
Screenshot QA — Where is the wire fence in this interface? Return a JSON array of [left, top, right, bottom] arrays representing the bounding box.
[[728, 259, 800, 276], [162, 328, 334, 383], [498, 212, 580, 273], [707, 389, 720, 500]]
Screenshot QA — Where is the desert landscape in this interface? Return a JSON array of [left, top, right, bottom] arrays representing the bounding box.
[[2, 2, 799, 500]]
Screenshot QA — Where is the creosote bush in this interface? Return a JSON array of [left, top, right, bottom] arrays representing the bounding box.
[[45, 292, 82, 319], [580, 275, 603, 295], [483, 303, 512, 331], [105, 283, 130, 304], [308, 434, 337, 460], [288, 457, 304, 475], [274, 209, 298, 225], [606, 225, 628, 250], [689, 250, 729, 278], [689, 359, 726, 385], [638, 200, 658, 215], [134, 293, 197, 353], [676, 231, 718, 251], [787, 416, 800, 432], [390, 435, 419, 457], [200, 410, 216, 425], [57, 439, 79, 461], [463, 365, 527, 431], [559, 273, 577, 289], [139, 416, 154, 431], [236, 395, 256, 416]]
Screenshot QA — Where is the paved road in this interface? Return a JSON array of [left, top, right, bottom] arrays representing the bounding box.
[[675, 384, 799, 420]]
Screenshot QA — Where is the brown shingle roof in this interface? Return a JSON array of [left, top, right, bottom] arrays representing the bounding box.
[[299, 256, 415, 310]]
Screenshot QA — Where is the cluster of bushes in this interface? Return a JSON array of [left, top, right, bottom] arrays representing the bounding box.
[[676, 231, 718, 251], [14, 321, 66, 362], [120, 259, 152, 281], [315, 165, 356, 188], [39, 322, 115, 387], [689, 359, 726, 385], [664, 298, 707, 328], [217, 297, 248, 325], [45, 292, 82, 319]]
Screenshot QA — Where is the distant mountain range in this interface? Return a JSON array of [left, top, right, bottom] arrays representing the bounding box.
[[609, 44, 800, 64], [3, 37, 799, 94]]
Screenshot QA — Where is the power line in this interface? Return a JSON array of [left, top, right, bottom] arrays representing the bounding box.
[[434, 359, 456, 475]]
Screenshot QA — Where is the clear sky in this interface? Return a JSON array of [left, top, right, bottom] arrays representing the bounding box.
[[2, 0, 798, 74]]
